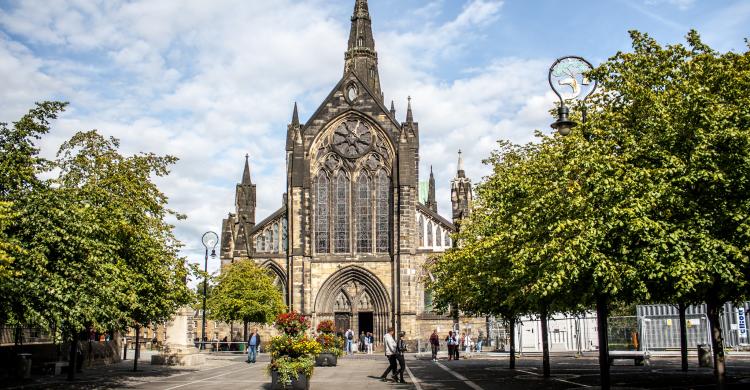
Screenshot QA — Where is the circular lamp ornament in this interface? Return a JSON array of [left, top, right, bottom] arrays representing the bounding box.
[[202, 231, 219, 250], [548, 56, 596, 102], [548, 56, 596, 136]]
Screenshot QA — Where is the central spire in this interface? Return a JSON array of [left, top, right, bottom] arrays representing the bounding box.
[[345, 0, 382, 100]]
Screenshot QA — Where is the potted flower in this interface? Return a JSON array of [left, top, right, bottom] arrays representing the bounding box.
[[268, 311, 322, 389], [314, 320, 344, 366]]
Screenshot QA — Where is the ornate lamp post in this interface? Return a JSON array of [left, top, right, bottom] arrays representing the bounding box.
[[201, 231, 219, 350], [549, 55, 612, 389], [548, 56, 597, 135]]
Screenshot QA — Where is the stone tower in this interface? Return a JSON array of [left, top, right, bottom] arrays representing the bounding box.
[[451, 150, 472, 227], [345, 0, 382, 100]]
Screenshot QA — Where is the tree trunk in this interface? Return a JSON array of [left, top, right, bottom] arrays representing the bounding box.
[[67, 332, 77, 381], [508, 318, 516, 369], [596, 295, 610, 390], [541, 308, 551, 377], [678, 302, 688, 372], [243, 320, 248, 342], [133, 326, 140, 372], [706, 300, 726, 389]]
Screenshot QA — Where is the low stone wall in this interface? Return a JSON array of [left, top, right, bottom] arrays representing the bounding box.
[[0, 339, 122, 377]]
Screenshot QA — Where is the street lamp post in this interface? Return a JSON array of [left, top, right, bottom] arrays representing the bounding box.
[[548, 56, 608, 387], [201, 231, 219, 351]]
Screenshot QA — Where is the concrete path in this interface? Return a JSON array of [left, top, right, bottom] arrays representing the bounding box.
[[5, 352, 750, 389]]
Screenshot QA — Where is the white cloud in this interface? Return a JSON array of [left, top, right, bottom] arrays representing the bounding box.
[[644, 0, 695, 10], [0, 0, 556, 280]]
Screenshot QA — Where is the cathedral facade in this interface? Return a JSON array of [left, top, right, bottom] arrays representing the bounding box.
[[220, 0, 476, 344]]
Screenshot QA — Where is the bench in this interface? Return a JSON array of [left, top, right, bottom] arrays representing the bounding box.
[[43, 361, 69, 375], [608, 351, 650, 366]]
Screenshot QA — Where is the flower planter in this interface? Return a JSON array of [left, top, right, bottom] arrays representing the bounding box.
[[315, 352, 338, 367], [271, 369, 310, 390]]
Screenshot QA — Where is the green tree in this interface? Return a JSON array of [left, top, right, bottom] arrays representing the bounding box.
[[1, 103, 194, 378], [207, 261, 286, 340], [583, 31, 750, 387]]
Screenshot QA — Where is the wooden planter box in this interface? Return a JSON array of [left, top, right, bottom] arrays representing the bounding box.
[[315, 352, 338, 367], [271, 370, 310, 390]]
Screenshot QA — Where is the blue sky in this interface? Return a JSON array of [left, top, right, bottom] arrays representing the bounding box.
[[1, 0, 748, 279]]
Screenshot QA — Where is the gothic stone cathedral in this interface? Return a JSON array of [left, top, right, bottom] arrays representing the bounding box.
[[220, 0, 477, 344]]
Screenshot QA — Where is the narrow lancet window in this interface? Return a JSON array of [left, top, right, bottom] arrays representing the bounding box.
[[334, 171, 350, 253], [356, 174, 372, 253], [315, 172, 330, 253]]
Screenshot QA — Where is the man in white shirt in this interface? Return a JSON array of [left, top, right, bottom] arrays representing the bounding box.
[[379, 328, 398, 382]]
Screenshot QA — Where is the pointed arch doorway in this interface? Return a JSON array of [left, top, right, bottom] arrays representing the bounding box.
[[315, 266, 390, 343]]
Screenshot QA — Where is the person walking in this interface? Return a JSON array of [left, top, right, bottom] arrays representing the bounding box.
[[429, 329, 440, 361], [345, 328, 354, 355], [246, 327, 261, 363], [464, 332, 472, 355], [395, 331, 408, 383], [445, 331, 457, 360], [379, 328, 398, 382]]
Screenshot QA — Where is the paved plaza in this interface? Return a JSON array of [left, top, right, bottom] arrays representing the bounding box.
[[4, 351, 750, 389]]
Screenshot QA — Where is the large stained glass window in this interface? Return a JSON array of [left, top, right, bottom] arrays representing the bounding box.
[[445, 232, 451, 247], [264, 230, 271, 252], [255, 235, 261, 252], [375, 170, 389, 252], [356, 174, 371, 253], [427, 221, 433, 247], [315, 172, 329, 253], [418, 215, 424, 247], [436, 226, 442, 247], [334, 171, 350, 253]]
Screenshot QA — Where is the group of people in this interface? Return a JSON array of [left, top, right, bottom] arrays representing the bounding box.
[[343, 329, 374, 354], [429, 329, 483, 361]]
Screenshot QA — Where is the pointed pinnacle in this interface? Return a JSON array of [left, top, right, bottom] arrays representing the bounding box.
[[390, 100, 396, 116], [242, 154, 252, 184], [292, 102, 300, 127], [406, 96, 413, 123]]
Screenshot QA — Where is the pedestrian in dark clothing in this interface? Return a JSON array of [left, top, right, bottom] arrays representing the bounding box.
[[396, 331, 407, 383], [429, 329, 440, 361], [445, 331, 459, 360]]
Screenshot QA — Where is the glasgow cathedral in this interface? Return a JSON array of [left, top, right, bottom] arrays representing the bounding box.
[[219, 0, 478, 344]]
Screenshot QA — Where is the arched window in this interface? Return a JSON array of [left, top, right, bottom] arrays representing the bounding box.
[[315, 172, 329, 253], [356, 174, 371, 253], [436, 226, 442, 247], [282, 218, 288, 252], [418, 215, 424, 247], [255, 235, 261, 252], [334, 171, 350, 253], [357, 36, 364, 47], [264, 229, 271, 252], [376, 170, 389, 252], [427, 221, 433, 247], [272, 223, 279, 253], [444, 231, 450, 247]]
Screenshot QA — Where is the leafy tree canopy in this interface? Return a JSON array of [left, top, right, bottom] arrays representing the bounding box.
[[207, 260, 286, 325]]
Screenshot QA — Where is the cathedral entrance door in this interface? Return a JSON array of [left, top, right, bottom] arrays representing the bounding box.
[[335, 312, 350, 334], [358, 311, 373, 335]]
